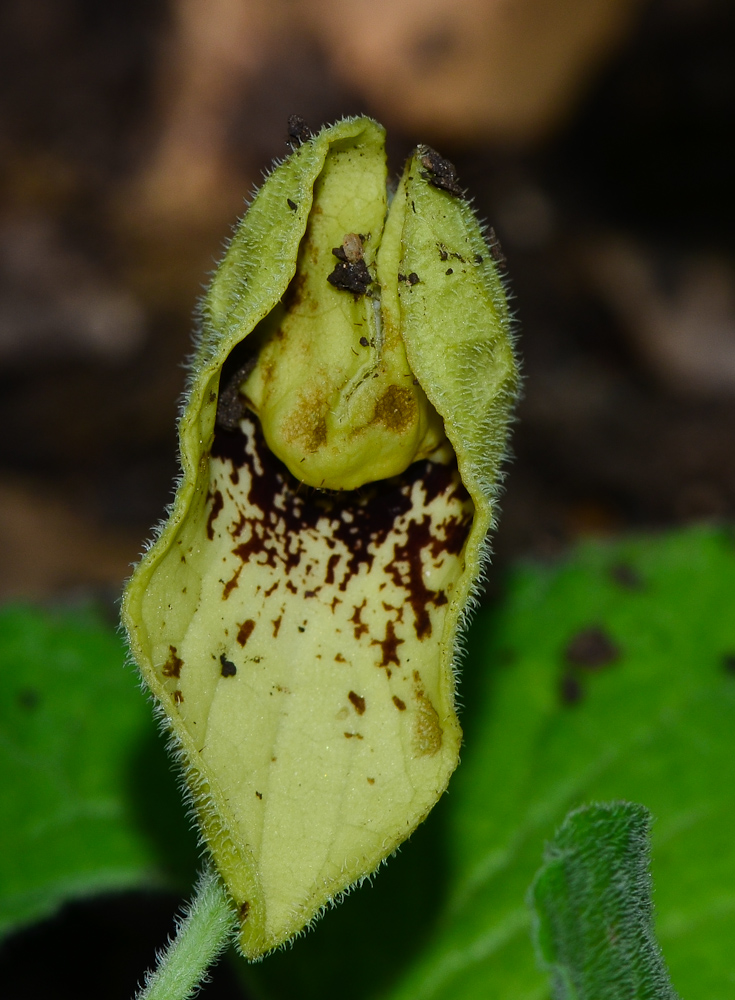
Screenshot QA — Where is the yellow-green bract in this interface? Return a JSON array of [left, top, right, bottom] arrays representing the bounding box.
[[122, 116, 518, 959]]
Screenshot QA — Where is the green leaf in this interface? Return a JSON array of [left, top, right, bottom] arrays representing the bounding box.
[[0, 603, 197, 941], [244, 525, 735, 1000], [530, 801, 678, 999]]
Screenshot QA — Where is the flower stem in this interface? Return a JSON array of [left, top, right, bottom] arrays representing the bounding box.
[[136, 866, 237, 1000]]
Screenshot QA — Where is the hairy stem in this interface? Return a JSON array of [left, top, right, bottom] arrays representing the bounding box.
[[136, 866, 237, 1000]]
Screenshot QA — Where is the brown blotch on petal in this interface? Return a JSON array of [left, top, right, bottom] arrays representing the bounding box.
[[237, 619, 256, 646], [280, 396, 328, 455], [325, 552, 341, 586], [372, 619, 404, 668], [282, 272, 307, 311], [205, 490, 224, 540], [162, 645, 183, 678], [348, 690, 366, 715], [372, 385, 416, 434], [350, 599, 369, 639], [385, 514, 468, 640], [392, 695, 407, 711], [413, 690, 442, 756], [239, 900, 250, 920], [222, 564, 243, 600]]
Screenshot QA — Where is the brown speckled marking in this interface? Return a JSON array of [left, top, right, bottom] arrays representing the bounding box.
[[280, 393, 327, 454], [382, 600, 404, 622], [350, 600, 368, 639], [325, 553, 341, 585], [206, 490, 224, 540], [385, 519, 451, 639], [348, 691, 366, 715], [239, 900, 250, 920], [162, 645, 183, 678], [372, 620, 404, 670], [194, 412, 473, 827], [237, 619, 256, 646], [173, 689, 184, 704], [210, 415, 471, 607], [372, 385, 416, 433], [223, 565, 243, 599]]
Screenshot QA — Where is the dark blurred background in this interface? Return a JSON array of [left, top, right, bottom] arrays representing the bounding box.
[[1, 0, 734, 602], [1, 0, 734, 994]]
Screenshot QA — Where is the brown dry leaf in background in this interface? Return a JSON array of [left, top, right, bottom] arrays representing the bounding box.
[[0, 213, 145, 364], [304, 0, 646, 144], [118, 0, 646, 252], [0, 478, 141, 600], [120, 0, 287, 231], [586, 238, 735, 397]]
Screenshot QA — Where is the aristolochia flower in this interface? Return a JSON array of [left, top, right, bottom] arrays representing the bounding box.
[[123, 116, 518, 958]]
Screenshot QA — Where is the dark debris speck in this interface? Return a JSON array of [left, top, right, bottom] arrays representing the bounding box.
[[287, 114, 312, 147], [327, 257, 372, 295], [220, 654, 237, 678], [560, 674, 583, 705], [17, 688, 40, 710], [565, 626, 621, 670], [418, 147, 464, 196], [610, 563, 643, 590]]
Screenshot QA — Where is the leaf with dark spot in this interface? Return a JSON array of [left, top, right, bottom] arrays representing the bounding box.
[[565, 627, 620, 670]]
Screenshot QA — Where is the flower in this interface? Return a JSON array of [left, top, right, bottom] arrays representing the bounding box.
[[123, 116, 518, 958]]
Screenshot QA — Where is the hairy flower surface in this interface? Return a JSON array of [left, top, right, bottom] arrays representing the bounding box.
[[123, 117, 518, 958]]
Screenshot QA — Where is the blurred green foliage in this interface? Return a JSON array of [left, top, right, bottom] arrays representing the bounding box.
[[0, 604, 196, 940]]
